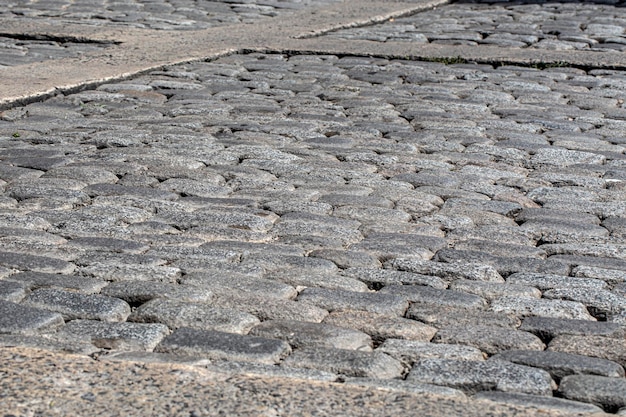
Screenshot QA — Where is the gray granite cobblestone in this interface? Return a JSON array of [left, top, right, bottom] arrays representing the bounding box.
[[283, 347, 404, 379], [342, 377, 466, 398], [407, 304, 521, 329], [56, 319, 170, 351], [249, 320, 372, 351], [433, 324, 545, 356], [297, 287, 408, 317], [155, 327, 291, 365], [23, 288, 130, 322], [548, 335, 626, 367], [129, 298, 259, 334], [3, 271, 106, 294], [3, 15, 626, 410], [407, 358, 556, 396], [0, 300, 64, 334], [491, 349, 625, 380], [519, 316, 625, 342], [473, 392, 604, 415], [490, 295, 596, 321], [559, 374, 626, 412]]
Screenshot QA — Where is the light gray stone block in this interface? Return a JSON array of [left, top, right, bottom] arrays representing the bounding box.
[[433, 324, 545, 355], [491, 349, 625, 379], [473, 391, 604, 414], [408, 358, 556, 396], [378, 339, 485, 364], [559, 374, 626, 412], [129, 298, 260, 334], [0, 300, 64, 334], [297, 287, 408, 317], [23, 288, 130, 322], [322, 310, 437, 342], [249, 320, 372, 350], [282, 347, 404, 379], [58, 319, 170, 351], [156, 327, 291, 365]]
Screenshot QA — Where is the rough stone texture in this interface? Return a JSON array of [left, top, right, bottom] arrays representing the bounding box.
[[0, 348, 585, 417], [282, 347, 405, 379], [297, 288, 408, 317], [4, 1, 626, 413], [379, 284, 486, 310], [4, 271, 106, 294], [433, 325, 545, 355], [23, 288, 131, 322], [56, 319, 170, 351], [559, 375, 626, 412], [378, 339, 485, 364], [543, 287, 626, 319], [322, 310, 437, 342], [490, 349, 625, 380], [266, 270, 369, 293], [182, 271, 298, 300], [408, 359, 556, 396], [385, 258, 504, 282], [342, 267, 448, 290], [519, 316, 625, 341], [129, 298, 260, 334], [249, 320, 373, 351], [0, 280, 27, 302], [407, 305, 521, 329], [0, 300, 64, 334], [156, 327, 291, 365], [101, 281, 213, 303], [548, 335, 626, 367], [473, 392, 605, 414], [490, 296, 596, 321], [211, 292, 329, 323], [343, 377, 467, 398], [0, 251, 75, 274], [449, 279, 541, 300]]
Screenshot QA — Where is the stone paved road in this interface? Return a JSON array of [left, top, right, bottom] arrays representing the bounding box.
[[327, 0, 626, 52], [0, 0, 625, 416]]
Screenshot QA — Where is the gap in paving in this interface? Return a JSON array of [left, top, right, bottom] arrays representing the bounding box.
[[0, 33, 120, 45]]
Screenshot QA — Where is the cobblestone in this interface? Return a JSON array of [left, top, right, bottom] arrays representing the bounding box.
[[322, 311, 437, 342], [343, 377, 466, 398], [129, 298, 259, 334], [156, 327, 291, 365], [297, 287, 408, 317], [473, 392, 604, 415], [0, 300, 64, 334], [433, 325, 545, 356], [548, 335, 626, 368], [56, 319, 170, 351], [4, 271, 106, 294], [491, 349, 625, 380], [23, 288, 130, 322], [519, 316, 625, 342], [282, 347, 404, 379], [559, 375, 626, 413], [378, 339, 485, 365], [3, 1, 626, 413], [407, 358, 555, 396], [249, 320, 372, 351]]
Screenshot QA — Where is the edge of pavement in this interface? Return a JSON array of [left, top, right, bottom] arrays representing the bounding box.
[[0, 347, 612, 417]]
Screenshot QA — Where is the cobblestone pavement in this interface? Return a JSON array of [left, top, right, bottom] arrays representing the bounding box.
[[0, 36, 113, 67], [2, 0, 341, 30], [1, 0, 626, 416], [327, 0, 626, 52]]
